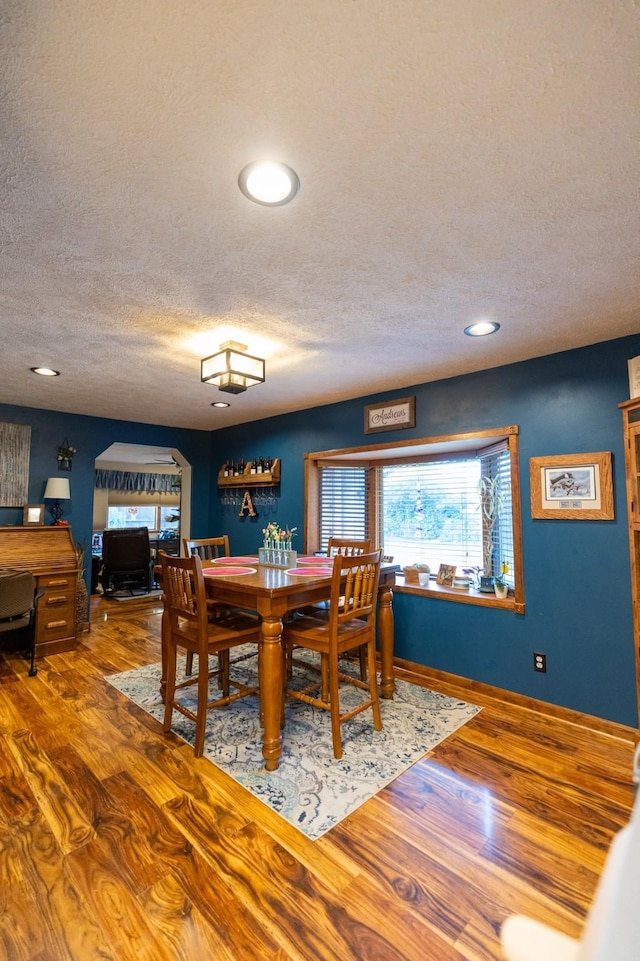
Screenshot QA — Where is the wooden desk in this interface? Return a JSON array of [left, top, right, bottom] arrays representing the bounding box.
[[0, 526, 79, 656], [159, 561, 396, 771]]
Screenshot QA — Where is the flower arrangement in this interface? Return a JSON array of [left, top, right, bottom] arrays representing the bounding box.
[[494, 560, 509, 590], [462, 564, 483, 589], [58, 443, 77, 458], [262, 522, 297, 551], [57, 438, 77, 471]]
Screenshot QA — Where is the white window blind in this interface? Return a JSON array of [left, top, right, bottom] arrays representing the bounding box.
[[319, 466, 368, 551], [479, 443, 514, 584], [379, 458, 483, 570]]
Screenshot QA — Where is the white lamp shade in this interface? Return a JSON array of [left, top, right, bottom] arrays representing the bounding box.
[[44, 477, 70, 499]]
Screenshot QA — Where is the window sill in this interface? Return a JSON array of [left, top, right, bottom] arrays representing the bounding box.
[[394, 577, 524, 614]]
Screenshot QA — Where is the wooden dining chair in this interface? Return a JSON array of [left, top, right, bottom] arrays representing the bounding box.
[[159, 551, 261, 758], [291, 536, 374, 679], [183, 535, 236, 675], [327, 536, 373, 557], [183, 535, 232, 562], [283, 550, 382, 759]]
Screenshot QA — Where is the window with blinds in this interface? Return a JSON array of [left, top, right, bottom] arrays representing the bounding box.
[[318, 440, 513, 583], [378, 457, 483, 571], [319, 467, 368, 550], [479, 442, 514, 585]]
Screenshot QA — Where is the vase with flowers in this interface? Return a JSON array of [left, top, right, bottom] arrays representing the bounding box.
[[57, 438, 77, 472], [259, 522, 298, 568]]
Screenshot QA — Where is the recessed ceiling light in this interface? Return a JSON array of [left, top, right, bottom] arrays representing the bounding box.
[[238, 161, 300, 206], [211, 401, 230, 408], [464, 321, 501, 337], [31, 366, 60, 376]]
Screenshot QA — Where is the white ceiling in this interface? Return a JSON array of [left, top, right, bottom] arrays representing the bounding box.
[[95, 443, 182, 467], [2, 1, 639, 431]]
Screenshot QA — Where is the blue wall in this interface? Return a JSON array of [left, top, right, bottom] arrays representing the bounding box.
[[2, 334, 637, 726], [208, 334, 640, 728], [0, 404, 213, 589]]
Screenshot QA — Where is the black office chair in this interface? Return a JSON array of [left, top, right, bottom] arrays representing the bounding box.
[[0, 569, 42, 676], [100, 527, 154, 595]]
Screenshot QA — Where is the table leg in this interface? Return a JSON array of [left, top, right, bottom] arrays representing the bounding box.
[[260, 614, 283, 770], [378, 583, 395, 699]]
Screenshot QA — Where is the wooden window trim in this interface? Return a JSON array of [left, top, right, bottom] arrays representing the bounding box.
[[304, 427, 525, 613]]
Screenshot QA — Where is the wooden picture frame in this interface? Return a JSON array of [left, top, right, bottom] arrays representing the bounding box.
[[23, 503, 45, 526], [436, 563, 456, 587], [529, 452, 614, 520], [364, 396, 415, 434]]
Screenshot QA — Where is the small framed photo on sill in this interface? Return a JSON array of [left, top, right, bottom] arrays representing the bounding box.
[[23, 504, 45, 526], [436, 563, 456, 587]]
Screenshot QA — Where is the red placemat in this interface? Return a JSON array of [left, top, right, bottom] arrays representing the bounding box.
[[286, 567, 333, 576], [212, 556, 259, 564], [202, 566, 256, 576], [296, 555, 330, 564]]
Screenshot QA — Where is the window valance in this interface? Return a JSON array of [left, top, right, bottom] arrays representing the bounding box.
[[94, 470, 178, 493]]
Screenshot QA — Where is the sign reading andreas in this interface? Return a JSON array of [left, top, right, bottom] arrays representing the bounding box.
[[364, 396, 416, 434]]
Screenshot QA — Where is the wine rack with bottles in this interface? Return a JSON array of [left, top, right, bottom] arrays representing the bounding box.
[[217, 457, 281, 488]]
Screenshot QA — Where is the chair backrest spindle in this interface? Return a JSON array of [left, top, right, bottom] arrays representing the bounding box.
[[331, 551, 381, 634], [327, 536, 373, 558], [183, 535, 230, 563]]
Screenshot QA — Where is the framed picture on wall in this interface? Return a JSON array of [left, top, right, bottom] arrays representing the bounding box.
[[364, 396, 415, 434], [23, 504, 45, 526], [529, 452, 614, 520]]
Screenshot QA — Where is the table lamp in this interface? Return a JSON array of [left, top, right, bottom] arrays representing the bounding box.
[[44, 476, 70, 524]]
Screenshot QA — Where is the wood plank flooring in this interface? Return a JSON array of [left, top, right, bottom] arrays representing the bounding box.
[[0, 594, 636, 960]]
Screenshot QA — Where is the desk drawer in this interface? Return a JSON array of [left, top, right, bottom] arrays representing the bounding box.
[[39, 573, 75, 591], [39, 610, 75, 641], [42, 592, 73, 609], [35, 571, 77, 648]]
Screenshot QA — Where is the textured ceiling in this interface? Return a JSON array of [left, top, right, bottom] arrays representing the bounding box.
[[2, 0, 639, 431]]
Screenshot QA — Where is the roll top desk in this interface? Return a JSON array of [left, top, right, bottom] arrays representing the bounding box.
[[0, 526, 79, 657]]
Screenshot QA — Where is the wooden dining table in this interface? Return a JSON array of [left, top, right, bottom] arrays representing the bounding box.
[[159, 558, 397, 771]]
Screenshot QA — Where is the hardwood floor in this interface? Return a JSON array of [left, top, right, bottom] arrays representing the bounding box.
[[0, 594, 636, 961]]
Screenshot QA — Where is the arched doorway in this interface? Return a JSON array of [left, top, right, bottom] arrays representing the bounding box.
[[92, 444, 192, 589]]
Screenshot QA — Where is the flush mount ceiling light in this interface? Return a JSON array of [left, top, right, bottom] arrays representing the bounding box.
[[211, 401, 230, 408], [31, 366, 60, 376], [201, 340, 265, 394], [238, 161, 300, 206], [464, 320, 501, 337]]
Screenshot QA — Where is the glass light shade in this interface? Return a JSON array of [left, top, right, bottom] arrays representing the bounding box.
[[201, 346, 265, 394], [238, 162, 300, 206], [44, 477, 70, 500]]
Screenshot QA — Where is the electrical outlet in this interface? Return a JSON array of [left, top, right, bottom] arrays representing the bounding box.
[[533, 651, 547, 673]]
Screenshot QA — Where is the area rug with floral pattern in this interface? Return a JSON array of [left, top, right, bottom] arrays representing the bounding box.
[[105, 650, 481, 840]]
